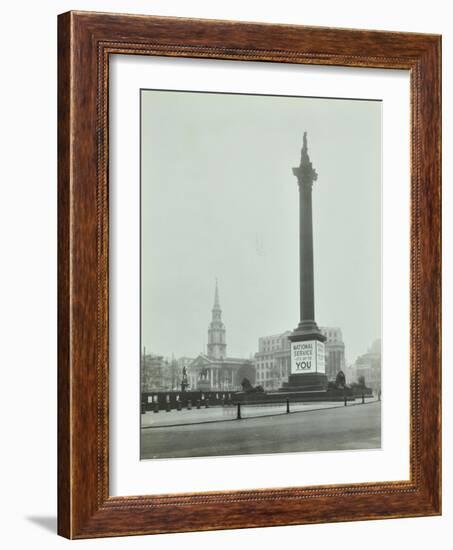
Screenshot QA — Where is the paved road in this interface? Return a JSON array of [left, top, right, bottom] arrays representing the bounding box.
[[140, 401, 381, 459], [141, 399, 377, 428]]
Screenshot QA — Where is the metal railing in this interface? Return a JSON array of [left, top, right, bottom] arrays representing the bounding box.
[[141, 394, 380, 428]]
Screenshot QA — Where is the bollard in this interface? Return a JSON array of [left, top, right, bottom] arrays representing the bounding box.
[[237, 402, 242, 419], [176, 401, 182, 411], [286, 399, 290, 414], [153, 402, 159, 414], [205, 399, 210, 408], [344, 395, 347, 407], [187, 400, 192, 410], [362, 393, 365, 404], [196, 399, 201, 409]]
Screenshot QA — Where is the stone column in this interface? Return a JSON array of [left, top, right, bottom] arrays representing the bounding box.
[[285, 132, 327, 393], [292, 132, 319, 333]]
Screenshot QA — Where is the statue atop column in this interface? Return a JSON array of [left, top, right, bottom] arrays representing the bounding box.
[[292, 132, 318, 187]]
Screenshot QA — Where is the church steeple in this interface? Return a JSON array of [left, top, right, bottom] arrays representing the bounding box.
[[214, 278, 220, 308], [207, 280, 226, 359]]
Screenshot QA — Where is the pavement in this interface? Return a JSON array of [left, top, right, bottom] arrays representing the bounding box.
[[141, 397, 378, 428], [140, 400, 381, 459]]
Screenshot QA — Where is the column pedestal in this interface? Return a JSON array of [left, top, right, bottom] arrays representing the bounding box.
[[280, 330, 327, 392]]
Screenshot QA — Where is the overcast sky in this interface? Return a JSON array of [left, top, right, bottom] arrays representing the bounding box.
[[141, 90, 381, 364]]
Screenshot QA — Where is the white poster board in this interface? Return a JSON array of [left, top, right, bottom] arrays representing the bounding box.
[[290, 340, 326, 374]]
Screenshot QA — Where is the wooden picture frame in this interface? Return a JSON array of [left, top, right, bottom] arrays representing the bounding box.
[[58, 10, 441, 539]]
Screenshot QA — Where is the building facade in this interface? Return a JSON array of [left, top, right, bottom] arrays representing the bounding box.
[[254, 327, 346, 389], [344, 363, 358, 385], [254, 331, 292, 390], [354, 338, 381, 391], [320, 327, 346, 381], [141, 353, 170, 392], [187, 282, 254, 391], [142, 353, 196, 392]]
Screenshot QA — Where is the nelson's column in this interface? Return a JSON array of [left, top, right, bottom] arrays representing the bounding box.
[[282, 132, 328, 393]]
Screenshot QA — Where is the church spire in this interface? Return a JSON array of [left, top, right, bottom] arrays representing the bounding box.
[[207, 279, 226, 360], [214, 278, 220, 309]]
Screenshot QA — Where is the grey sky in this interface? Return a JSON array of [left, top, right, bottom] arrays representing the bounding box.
[[141, 90, 381, 364]]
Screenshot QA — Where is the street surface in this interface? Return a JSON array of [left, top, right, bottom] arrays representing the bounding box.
[[140, 400, 381, 459], [141, 398, 377, 427]]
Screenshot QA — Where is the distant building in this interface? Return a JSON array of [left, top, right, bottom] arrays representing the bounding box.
[[166, 357, 184, 390], [354, 339, 381, 391], [141, 353, 193, 392], [176, 356, 194, 370], [187, 282, 254, 390], [254, 327, 345, 389], [141, 353, 170, 392], [254, 331, 292, 390], [344, 362, 357, 385], [320, 327, 346, 381]]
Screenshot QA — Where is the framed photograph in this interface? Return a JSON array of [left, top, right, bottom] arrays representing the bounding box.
[[58, 11, 441, 538]]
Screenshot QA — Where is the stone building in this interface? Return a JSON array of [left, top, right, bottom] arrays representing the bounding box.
[[254, 331, 292, 390], [344, 362, 358, 385], [141, 353, 170, 392], [176, 356, 194, 370], [320, 327, 346, 381], [354, 338, 381, 391], [141, 353, 192, 392], [187, 282, 254, 391], [254, 326, 346, 389]]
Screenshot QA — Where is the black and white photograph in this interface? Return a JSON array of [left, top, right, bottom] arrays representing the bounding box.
[[140, 89, 382, 460], [0, 0, 446, 546]]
